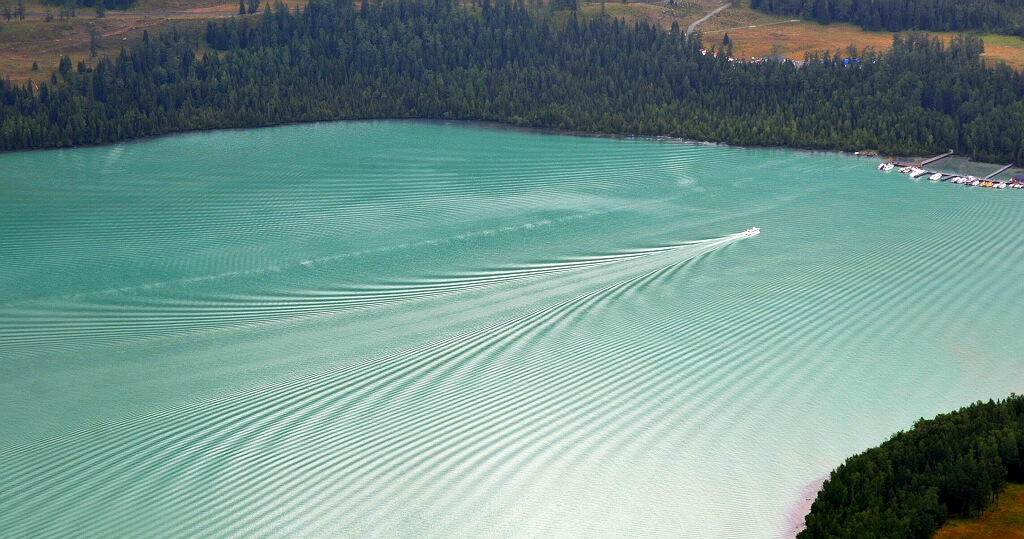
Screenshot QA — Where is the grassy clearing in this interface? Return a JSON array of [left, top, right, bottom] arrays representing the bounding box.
[[698, 0, 792, 31], [690, 1, 1024, 67], [608, 0, 1024, 68], [0, 0, 280, 84], [574, 0, 1022, 68], [703, 21, 894, 60], [705, 22, 1024, 69], [575, 2, 682, 29], [123, 0, 305, 14], [935, 483, 1024, 539], [977, 34, 1024, 70], [0, 16, 210, 83], [0, 0, 1021, 83]]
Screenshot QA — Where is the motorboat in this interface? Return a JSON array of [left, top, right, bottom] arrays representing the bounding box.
[[741, 227, 760, 238], [929, 173, 942, 181]]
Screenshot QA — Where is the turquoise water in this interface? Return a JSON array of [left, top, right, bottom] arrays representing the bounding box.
[[1, 121, 1022, 537]]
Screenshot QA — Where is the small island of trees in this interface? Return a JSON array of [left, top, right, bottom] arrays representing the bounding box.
[[800, 394, 1024, 538]]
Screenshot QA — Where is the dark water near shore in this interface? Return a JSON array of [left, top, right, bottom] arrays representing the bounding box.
[[2, 121, 1022, 537]]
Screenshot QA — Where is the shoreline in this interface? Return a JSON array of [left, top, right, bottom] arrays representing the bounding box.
[[0, 116, 916, 163], [785, 476, 826, 538]]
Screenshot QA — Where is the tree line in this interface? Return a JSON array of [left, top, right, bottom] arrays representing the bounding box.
[[40, 0, 137, 11], [800, 395, 1024, 538], [751, 0, 1024, 34], [1, 0, 1023, 163]]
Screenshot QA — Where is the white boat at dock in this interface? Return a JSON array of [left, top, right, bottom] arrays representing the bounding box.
[[872, 160, 1017, 193]]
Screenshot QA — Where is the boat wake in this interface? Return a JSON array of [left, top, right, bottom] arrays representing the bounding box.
[[0, 231, 755, 361], [0, 229, 756, 536]]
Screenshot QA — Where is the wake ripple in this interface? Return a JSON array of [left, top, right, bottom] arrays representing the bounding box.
[[0, 237, 740, 360], [0, 231, 752, 537]]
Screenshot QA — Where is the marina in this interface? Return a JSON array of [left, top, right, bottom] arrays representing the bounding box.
[[880, 153, 1022, 190]]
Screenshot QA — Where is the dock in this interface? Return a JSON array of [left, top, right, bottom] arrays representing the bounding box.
[[984, 163, 1014, 180], [879, 154, 1022, 191], [891, 150, 953, 169], [919, 151, 954, 167]]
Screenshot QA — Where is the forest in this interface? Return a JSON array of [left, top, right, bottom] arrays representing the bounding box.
[[799, 395, 1024, 538], [751, 0, 1024, 34], [1, 0, 1023, 162]]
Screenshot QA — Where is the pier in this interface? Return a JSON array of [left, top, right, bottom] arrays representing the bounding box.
[[880, 154, 1022, 190], [918, 151, 954, 167], [984, 163, 1014, 180]]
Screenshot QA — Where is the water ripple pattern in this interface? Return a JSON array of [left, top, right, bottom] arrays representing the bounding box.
[[1, 121, 1022, 538]]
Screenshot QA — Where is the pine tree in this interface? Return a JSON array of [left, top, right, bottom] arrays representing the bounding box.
[[57, 54, 71, 77], [90, 26, 100, 57]]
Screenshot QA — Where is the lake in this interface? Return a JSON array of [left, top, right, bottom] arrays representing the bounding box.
[[1, 120, 1022, 537]]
